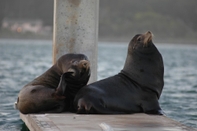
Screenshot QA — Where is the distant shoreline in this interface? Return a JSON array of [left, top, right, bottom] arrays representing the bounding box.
[[0, 31, 196, 45]]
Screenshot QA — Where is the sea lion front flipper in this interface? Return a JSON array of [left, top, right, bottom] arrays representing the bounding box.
[[55, 72, 73, 96]]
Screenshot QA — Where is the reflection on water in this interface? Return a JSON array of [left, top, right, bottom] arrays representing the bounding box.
[[0, 40, 197, 130]]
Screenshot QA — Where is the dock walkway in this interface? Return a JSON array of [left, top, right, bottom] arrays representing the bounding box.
[[20, 113, 196, 131]]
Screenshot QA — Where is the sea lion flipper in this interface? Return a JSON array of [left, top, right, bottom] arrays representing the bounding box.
[[55, 73, 71, 96], [145, 109, 164, 115], [141, 100, 164, 115]]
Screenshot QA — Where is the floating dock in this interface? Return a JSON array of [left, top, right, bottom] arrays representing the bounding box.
[[20, 113, 196, 131]]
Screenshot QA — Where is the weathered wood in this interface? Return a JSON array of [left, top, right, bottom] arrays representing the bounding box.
[[20, 113, 197, 131]]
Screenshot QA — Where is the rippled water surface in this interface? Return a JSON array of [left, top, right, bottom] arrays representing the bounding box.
[[0, 39, 197, 130]]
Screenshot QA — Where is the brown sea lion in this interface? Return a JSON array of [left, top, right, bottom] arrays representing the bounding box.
[[74, 31, 164, 115], [15, 54, 90, 114]]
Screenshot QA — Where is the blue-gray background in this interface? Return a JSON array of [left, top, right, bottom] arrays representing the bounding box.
[[0, 40, 197, 130]]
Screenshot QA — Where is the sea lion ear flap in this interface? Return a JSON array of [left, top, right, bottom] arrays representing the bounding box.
[[55, 73, 70, 96]]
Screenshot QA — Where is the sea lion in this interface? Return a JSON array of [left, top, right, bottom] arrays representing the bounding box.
[[74, 31, 164, 115], [15, 54, 90, 114]]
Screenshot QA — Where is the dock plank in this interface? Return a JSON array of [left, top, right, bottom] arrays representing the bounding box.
[[20, 113, 196, 131]]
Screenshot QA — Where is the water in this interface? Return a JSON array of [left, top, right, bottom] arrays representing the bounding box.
[[0, 39, 197, 130]]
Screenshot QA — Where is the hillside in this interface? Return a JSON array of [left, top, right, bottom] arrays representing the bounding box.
[[0, 0, 196, 43], [99, 0, 197, 43]]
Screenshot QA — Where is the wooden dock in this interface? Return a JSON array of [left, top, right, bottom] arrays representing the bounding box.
[[20, 113, 196, 131]]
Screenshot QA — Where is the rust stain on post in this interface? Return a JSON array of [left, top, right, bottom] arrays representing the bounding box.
[[68, 0, 81, 6]]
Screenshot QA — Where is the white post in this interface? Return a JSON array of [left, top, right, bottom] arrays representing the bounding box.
[[53, 0, 99, 83]]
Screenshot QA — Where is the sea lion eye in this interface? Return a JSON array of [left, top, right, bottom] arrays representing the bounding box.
[[137, 37, 141, 42], [71, 60, 78, 65]]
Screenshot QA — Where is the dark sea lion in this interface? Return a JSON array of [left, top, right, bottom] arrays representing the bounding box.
[[15, 54, 90, 114], [74, 31, 164, 115]]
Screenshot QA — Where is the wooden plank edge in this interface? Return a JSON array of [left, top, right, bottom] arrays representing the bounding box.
[[20, 113, 60, 131]]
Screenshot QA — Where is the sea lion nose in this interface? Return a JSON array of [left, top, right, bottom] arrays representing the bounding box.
[[79, 60, 90, 70], [147, 31, 152, 34], [143, 31, 153, 45], [83, 62, 87, 68]]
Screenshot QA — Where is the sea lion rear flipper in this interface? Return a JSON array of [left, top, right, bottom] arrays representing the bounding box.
[[141, 100, 164, 115], [145, 109, 165, 115], [55, 72, 72, 96]]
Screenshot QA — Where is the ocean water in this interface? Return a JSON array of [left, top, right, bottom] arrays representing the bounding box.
[[0, 39, 197, 130]]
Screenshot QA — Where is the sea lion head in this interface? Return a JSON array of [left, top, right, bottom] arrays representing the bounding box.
[[122, 31, 164, 99], [57, 54, 90, 81], [129, 31, 154, 52], [61, 54, 91, 88], [67, 59, 90, 79]]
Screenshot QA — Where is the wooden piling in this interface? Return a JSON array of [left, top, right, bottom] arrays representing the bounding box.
[[53, 0, 99, 83]]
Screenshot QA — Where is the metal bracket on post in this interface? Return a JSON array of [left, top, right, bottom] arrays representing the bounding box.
[[53, 0, 99, 83]]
